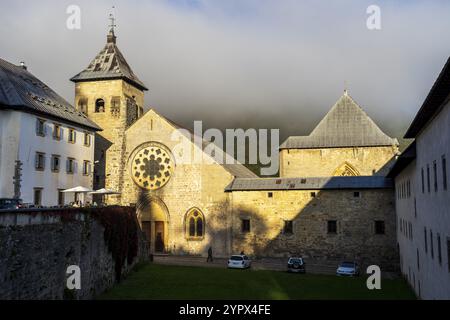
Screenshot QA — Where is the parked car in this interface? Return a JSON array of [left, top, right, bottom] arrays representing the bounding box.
[[0, 198, 23, 210], [227, 255, 251, 269], [336, 261, 360, 276], [287, 257, 306, 273]]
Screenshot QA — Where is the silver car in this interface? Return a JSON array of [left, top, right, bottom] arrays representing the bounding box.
[[336, 261, 360, 276], [227, 255, 251, 269]]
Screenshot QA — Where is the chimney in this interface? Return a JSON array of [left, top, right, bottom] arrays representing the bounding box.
[[19, 61, 27, 70]]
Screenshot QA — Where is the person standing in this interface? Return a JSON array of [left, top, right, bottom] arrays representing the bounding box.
[[207, 246, 213, 262]]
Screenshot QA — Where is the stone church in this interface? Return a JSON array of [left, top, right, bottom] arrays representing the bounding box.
[[71, 28, 400, 269]]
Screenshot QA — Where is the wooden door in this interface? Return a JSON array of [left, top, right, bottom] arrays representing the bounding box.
[[155, 221, 165, 253]]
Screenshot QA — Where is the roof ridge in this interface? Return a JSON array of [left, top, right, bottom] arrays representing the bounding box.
[[281, 93, 398, 149]]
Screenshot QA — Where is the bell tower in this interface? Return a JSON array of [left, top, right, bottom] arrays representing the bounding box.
[[71, 15, 148, 202]]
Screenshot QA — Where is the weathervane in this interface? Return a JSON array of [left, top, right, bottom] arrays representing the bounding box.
[[109, 6, 117, 32]]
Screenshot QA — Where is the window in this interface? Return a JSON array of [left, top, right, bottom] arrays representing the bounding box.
[[327, 220, 337, 234], [433, 160, 438, 192], [66, 158, 75, 174], [51, 155, 60, 172], [185, 208, 204, 239], [414, 198, 417, 218], [78, 98, 88, 115], [58, 189, 65, 206], [427, 164, 430, 193], [267, 192, 273, 198], [53, 123, 61, 140], [35, 152, 45, 170], [283, 220, 293, 234], [421, 168, 425, 193], [68, 128, 76, 143], [417, 249, 420, 271], [84, 132, 91, 147], [95, 99, 105, 113], [36, 118, 45, 136], [83, 160, 91, 176], [443, 155, 447, 190], [241, 219, 251, 233], [430, 230, 434, 259], [353, 191, 361, 198], [410, 222, 413, 240], [424, 227, 428, 253], [447, 239, 450, 273], [375, 220, 385, 235], [310, 192, 316, 198], [438, 234, 442, 265], [33, 188, 43, 206], [111, 97, 120, 116]]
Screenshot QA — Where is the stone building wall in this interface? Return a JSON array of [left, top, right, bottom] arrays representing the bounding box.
[[280, 146, 398, 178], [0, 208, 148, 300], [229, 188, 398, 270], [75, 80, 145, 203], [120, 110, 235, 257]]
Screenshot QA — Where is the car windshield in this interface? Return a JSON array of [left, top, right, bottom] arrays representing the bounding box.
[[230, 256, 243, 261], [341, 262, 355, 268], [289, 258, 302, 264], [0, 199, 18, 205]]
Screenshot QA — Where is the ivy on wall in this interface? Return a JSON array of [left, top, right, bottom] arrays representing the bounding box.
[[22, 206, 139, 281]]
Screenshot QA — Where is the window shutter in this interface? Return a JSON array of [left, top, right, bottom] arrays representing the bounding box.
[[88, 162, 92, 175], [35, 153, 39, 168], [35, 119, 39, 135], [66, 159, 70, 173], [73, 131, 76, 143], [60, 127, 63, 140]]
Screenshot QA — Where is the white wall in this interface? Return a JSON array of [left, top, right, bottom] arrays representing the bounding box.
[[396, 99, 450, 299], [0, 110, 95, 206]]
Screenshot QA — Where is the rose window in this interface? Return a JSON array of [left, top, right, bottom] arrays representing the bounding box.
[[131, 144, 174, 190]]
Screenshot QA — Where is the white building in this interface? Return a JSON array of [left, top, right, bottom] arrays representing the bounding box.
[[389, 56, 450, 299], [0, 58, 101, 207]]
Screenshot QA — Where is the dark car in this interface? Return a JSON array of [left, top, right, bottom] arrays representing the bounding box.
[[287, 257, 305, 273], [0, 198, 23, 210]]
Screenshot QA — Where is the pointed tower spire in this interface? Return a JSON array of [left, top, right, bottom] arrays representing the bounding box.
[[107, 10, 117, 44]]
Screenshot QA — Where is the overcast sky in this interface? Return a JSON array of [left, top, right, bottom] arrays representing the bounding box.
[[1, 0, 450, 141]]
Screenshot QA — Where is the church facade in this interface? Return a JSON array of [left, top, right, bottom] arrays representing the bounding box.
[[71, 29, 400, 269]]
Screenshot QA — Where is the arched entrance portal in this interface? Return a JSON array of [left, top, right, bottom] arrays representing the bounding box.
[[138, 198, 169, 254]]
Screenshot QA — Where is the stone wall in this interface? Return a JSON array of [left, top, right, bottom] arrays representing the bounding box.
[[229, 188, 398, 270], [0, 207, 148, 300], [121, 110, 234, 257], [280, 146, 398, 177], [75, 79, 145, 205]]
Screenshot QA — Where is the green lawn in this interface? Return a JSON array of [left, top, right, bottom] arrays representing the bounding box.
[[98, 263, 416, 300]]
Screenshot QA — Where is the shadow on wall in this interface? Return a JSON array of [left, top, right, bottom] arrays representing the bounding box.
[[135, 177, 398, 271]]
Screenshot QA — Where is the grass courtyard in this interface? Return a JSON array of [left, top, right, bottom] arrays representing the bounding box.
[[98, 263, 416, 300]]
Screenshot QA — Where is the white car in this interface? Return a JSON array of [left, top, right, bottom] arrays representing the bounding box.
[[227, 255, 251, 269], [336, 261, 360, 276]]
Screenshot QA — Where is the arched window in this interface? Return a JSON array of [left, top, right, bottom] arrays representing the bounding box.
[[333, 162, 360, 176], [78, 98, 88, 115], [95, 99, 105, 113], [185, 208, 205, 240]]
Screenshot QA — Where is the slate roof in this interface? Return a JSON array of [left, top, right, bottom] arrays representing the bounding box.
[[281, 93, 398, 149], [0, 57, 101, 131], [405, 56, 450, 138], [70, 29, 148, 91], [225, 176, 393, 192]]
